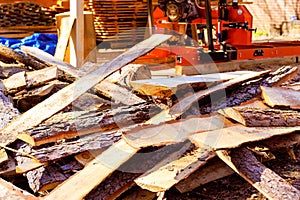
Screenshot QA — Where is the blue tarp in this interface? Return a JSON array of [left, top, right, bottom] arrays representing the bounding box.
[[0, 33, 58, 55]]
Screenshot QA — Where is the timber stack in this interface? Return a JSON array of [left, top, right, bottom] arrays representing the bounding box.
[[0, 34, 299, 200]]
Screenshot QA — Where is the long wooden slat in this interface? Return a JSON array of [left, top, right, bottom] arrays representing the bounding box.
[[130, 71, 253, 97], [0, 34, 171, 150], [217, 148, 300, 200], [44, 139, 139, 200], [261, 86, 300, 109], [189, 125, 300, 150], [123, 115, 232, 148]]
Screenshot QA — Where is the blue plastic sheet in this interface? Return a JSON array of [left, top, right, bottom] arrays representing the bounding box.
[[0, 33, 58, 55]]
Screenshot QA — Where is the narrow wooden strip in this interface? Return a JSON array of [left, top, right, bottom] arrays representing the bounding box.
[[44, 139, 139, 200], [0, 34, 171, 148], [123, 115, 232, 149], [135, 147, 215, 192], [189, 125, 300, 150], [261, 86, 300, 109], [0, 177, 37, 200], [219, 107, 300, 127], [217, 148, 300, 200]]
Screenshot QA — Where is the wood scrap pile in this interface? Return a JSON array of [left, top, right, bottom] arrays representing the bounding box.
[[0, 34, 299, 200]]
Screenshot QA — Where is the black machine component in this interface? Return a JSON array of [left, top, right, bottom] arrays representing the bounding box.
[[159, 0, 199, 22], [223, 22, 257, 32]]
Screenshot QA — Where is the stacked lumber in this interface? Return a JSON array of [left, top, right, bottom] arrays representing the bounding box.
[[84, 0, 148, 44], [0, 34, 299, 199], [0, 2, 68, 38]]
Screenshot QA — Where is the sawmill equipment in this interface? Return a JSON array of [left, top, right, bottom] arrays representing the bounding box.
[[144, 0, 300, 66]]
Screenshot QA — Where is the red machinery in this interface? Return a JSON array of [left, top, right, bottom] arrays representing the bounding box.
[[144, 0, 300, 66]]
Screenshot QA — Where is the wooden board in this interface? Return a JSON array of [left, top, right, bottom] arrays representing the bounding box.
[[135, 147, 215, 192], [123, 115, 232, 149], [0, 34, 171, 151], [189, 125, 300, 150], [44, 139, 138, 200], [261, 86, 300, 109], [217, 148, 300, 200], [219, 107, 300, 127], [130, 71, 253, 97]]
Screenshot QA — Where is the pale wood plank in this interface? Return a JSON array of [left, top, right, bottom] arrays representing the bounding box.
[[123, 115, 232, 148], [44, 139, 139, 200], [261, 86, 300, 109], [189, 125, 300, 150], [0, 34, 171, 149], [217, 148, 300, 200]]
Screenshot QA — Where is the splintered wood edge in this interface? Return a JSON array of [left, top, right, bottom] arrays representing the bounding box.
[[17, 133, 36, 146], [260, 86, 275, 107], [218, 107, 246, 126]]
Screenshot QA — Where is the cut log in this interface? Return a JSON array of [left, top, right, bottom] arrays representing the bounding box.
[[189, 125, 300, 150], [130, 71, 253, 97], [263, 133, 300, 150], [43, 139, 139, 200], [0, 71, 26, 94], [219, 107, 300, 127], [0, 34, 171, 151], [18, 102, 160, 146], [217, 148, 300, 200], [261, 86, 300, 109], [0, 91, 20, 130], [0, 43, 48, 70], [135, 146, 215, 192], [0, 177, 37, 200], [0, 155, 16, 176], [123, 114, 232, 148], [71, 92, 111, 111], [26, 159, 83, 193], [0, 62, 26, 79]]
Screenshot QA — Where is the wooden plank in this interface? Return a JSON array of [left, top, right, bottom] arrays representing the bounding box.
[[123, 115, 232, 149], [135, 147, 215, 192], [0, 177, 37, 200], [219, 107, 300, 127], [54, 16, 75, 61], [44, 139, 139, 200], [217, 148, 300, 200], [261, 86, 300, 109], [0, 34, 171, 150], [130, 71, 253, 97], [189, 125, 300, 150]]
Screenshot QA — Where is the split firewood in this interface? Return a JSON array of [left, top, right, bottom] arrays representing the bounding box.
[[217, 148, 300, 200], [0, 44, 48, 70], [219, 107, 300, 127], [71, 92, 111, 111], [130, 71, 253, 97], [134, 146, 215, 192], [284, 82, 300, 91], [123, 114, 232, 149], [0, 177, 38, 200], [26, 159, 83, 193], [0, 91, 20, 130], [0, 62, 27, 79], [261, 86, 300, 109], [18, 102, 160, 146], [0, 34, 171, 154], [0, 155, 16, 176], [189, 125, 300, 150]]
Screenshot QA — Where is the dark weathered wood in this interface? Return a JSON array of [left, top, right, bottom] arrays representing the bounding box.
[[0, 91, 20, 130], [0, 44, 48, 70], [18, 102, 160, 146], [0, 155, 16, 176], [261, 86, 300, 109], [0, 34, 171, 151], [0, 177, 38, 200], [26, 159, 83, 193], [217, 148, 300, 200], [71, 92, 111, 111], [219, 107, 300, 127]]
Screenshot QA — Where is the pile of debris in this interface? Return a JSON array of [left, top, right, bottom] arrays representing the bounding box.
[[0, 34, 299, 200]]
